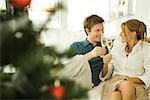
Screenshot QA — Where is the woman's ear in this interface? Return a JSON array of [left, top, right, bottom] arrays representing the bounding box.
[[132, 31, 138, 41], [132, 31, 137, 39]]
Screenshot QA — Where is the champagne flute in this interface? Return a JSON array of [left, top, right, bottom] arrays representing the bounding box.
[[100, 34, 108, 57], [101, 37, 107, 48], [107, 39, 113, 52]]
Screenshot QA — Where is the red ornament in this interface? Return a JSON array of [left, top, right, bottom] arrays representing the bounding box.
[[9, 0, 31, 9], [49, 86, 65, 100]]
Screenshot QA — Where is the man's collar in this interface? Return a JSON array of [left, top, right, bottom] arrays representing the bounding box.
[[83, 39, 91, 47], [84, 39, 101, 47]]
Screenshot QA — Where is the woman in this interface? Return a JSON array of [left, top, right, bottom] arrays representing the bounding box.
[[100, 19, 150, 100]]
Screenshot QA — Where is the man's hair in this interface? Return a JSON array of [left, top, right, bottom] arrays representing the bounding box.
[[83, 14, 104, 35]]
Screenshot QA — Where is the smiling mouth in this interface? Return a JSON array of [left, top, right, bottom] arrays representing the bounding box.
[[97, 36, 101, 39]]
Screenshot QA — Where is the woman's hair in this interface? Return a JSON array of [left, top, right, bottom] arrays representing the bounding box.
[[121, 19, 147, 41], [83, 14, 104, 35]]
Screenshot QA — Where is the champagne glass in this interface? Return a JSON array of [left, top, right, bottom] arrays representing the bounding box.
[[100, 34, 108, 57], [101, 37, 107, 48], [107, 39, 113, 52]]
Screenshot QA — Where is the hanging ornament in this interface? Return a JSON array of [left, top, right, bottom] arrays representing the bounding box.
[[9, 0, 31, 9], [49, 80, 65, 100]]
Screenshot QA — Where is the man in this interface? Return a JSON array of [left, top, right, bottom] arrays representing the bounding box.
[[70, 14, 108, 86]]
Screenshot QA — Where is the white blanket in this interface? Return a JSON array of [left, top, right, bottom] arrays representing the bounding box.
[[57, 55, 150, 99], [88, 84, 150, 100], [57, 55, 93, 89]]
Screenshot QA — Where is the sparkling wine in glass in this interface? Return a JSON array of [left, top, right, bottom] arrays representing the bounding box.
[[100, 35, 108, 57], [107, 40, 113, 52], [101, 38, 107, 48]]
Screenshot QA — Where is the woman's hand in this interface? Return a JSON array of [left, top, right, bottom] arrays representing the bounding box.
[[103, 53, 112, 64]]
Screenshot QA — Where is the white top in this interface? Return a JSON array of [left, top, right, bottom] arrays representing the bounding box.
[[100, 37, 150, 89]]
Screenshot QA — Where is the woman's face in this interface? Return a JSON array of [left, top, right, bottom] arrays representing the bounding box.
[[87, 23, 104, 43], [120, 25, 136, 43]]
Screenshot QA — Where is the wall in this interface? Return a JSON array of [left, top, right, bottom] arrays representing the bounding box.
[[134, 0, 150, 36], [108, 0, 150, 37], [40, 0, 150, 51]]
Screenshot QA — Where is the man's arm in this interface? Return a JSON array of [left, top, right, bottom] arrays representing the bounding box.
[[70, 42, 107, 61]]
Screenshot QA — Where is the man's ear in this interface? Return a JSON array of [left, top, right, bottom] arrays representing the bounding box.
[[85, 28, 90, 35]]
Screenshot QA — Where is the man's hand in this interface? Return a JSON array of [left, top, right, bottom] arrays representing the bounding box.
[[84, 46, 106, 61], [90, 46, 106, 58]]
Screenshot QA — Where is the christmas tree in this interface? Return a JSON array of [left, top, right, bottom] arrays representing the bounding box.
[[0, 0, 88, 99]]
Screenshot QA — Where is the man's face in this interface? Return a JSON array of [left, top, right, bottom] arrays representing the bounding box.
[[87, 23, 104, 43]]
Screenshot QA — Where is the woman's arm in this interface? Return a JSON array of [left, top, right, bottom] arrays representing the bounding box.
[[101, 54, 112, 77], [137, 45, 150, 88], [145, 37, 150, 43], [101, 64, 108, 77], [127, 77, 145, 85]]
